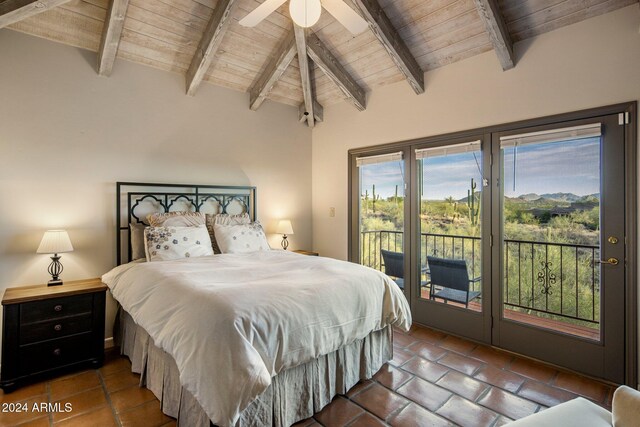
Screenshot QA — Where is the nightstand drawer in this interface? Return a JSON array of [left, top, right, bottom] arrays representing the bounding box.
[[18, 333, 93, 376], [20, 294, 93, 324], [20, 314, 92, 345]]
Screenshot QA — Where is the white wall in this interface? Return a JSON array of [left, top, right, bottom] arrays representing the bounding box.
[[311, 4, 640, 383], [0, 29, 312, 341]]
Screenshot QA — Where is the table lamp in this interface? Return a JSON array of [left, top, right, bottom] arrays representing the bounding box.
[[37, 230, 74, 286], [276, 220, 294, 250]]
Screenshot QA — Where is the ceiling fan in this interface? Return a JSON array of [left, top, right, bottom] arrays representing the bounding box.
[[239, 0, 369, 35]]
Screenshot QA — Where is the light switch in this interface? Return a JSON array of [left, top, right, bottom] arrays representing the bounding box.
[[329, 207, 335, 217]]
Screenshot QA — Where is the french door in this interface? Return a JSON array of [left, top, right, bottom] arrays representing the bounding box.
[[349, 104, 635, 385], [491, 114, 626, 383], [352, 148, 410, 299], [409, 134, 491, 343]]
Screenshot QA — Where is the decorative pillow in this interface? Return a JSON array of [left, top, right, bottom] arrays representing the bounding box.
[[206, 213, 251, 254], [130, 223, 146, 261], [213, 222, 271, 254], [144, 225, 213, 261], [147, 211, 205, 227]]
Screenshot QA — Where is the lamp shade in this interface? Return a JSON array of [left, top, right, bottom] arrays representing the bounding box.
[[276, 220, 294, 235], [289, 0, 321, 28], [37, 230, 74, 254]]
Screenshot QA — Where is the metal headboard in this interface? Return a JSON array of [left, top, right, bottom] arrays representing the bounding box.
[[116, 182, 257, 265]]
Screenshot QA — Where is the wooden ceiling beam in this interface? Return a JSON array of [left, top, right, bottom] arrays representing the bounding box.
[[298, 59, 322, 123], [298, 99, 323, 123], [186, 0, 237, 96], [353, 0, 424, 95], [293, 24, 319, 128], [306, 32, 366, 111], [472, 0, 515, 70], [0, 0, 70, 28], [97, 0, 130, 76], [249, 30, 297, 111]]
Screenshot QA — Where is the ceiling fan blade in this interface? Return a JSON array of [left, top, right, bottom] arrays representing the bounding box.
[[320, 0, 369, 35], [239, 0, 288, 27]]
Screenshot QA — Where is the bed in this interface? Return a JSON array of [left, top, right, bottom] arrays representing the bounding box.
[[103, 182, 411, 427]]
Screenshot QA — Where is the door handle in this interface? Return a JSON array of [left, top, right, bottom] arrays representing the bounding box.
[[597, 257, 619, 266]]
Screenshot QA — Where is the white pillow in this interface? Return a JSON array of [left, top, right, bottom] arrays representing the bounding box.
[[213, 223, 271, 254], [205, 213, 251, 254], [144, 225, 213, 261]]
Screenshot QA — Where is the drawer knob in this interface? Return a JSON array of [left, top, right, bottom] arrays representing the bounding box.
[[53, 348, 61, 356], [54, 305, 63, 312], [54, 324, 62, 331]]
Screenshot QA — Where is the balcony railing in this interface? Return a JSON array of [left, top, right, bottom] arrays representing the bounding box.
[[361, 230, 600, 328]]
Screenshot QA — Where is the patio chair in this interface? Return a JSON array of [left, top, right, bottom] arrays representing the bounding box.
[[380, 249, 404, 289], [380, 249, 429, 290], [426, 256, 481, 308]]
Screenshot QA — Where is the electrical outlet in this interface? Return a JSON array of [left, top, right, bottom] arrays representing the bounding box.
[[329, 207, 335, 217]]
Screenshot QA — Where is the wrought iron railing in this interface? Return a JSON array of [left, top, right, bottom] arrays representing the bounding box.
[[503, 239, 600, 325], [360, 230, 599, 326]]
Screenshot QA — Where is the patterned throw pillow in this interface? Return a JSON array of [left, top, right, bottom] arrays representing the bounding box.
[[205, 213, 251, 254], [144, 225, 213, 261], [213, 222, 271, 254], [147, 211, 206, 227]]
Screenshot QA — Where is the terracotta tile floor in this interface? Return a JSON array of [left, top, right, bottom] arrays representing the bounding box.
[[0, 324, 615, 427]]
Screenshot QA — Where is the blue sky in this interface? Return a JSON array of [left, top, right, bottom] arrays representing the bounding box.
[[360, 160, 406, 199], [502, 138, 600, 199], [360, 138, 600, 200]]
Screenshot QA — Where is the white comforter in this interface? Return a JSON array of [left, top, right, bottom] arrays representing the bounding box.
[[102, 250, 411, 426]]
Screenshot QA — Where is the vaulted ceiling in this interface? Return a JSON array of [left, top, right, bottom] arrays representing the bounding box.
[[1, 0, 636, 126]]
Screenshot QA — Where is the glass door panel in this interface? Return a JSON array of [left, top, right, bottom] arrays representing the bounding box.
[[357, 152, 406, 293], [494, 115, 625, 383], [418, 141, 484, 312], [500, 126, 601, 340]]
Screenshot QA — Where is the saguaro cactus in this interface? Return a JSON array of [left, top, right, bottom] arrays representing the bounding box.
[[468, 178, 480, 225], [372, 184, 381, 212], [362, 190, 369, 213], [445, 196, 459, 221]]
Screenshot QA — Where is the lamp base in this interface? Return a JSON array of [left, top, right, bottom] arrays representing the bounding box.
[[47, 254, 64, 286]]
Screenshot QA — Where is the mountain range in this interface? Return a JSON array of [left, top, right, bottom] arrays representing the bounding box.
[[517, 192, 599, 202], [455, 192, 599, 203]]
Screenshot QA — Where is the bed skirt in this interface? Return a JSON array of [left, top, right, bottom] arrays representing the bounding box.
[[115, 308, 392, 427]]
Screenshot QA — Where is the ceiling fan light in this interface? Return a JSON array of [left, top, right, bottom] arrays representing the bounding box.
[[289, 0, 322, 28]]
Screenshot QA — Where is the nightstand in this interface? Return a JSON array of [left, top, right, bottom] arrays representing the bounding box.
[[293, 250, 319, 256], [0, 278, 107, 391]]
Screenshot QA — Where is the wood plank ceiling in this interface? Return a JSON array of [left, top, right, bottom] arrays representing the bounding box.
[[1, 0, 636, 125]]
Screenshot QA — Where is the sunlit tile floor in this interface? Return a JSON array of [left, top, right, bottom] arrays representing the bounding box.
[[0, 324, 615, 426]]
